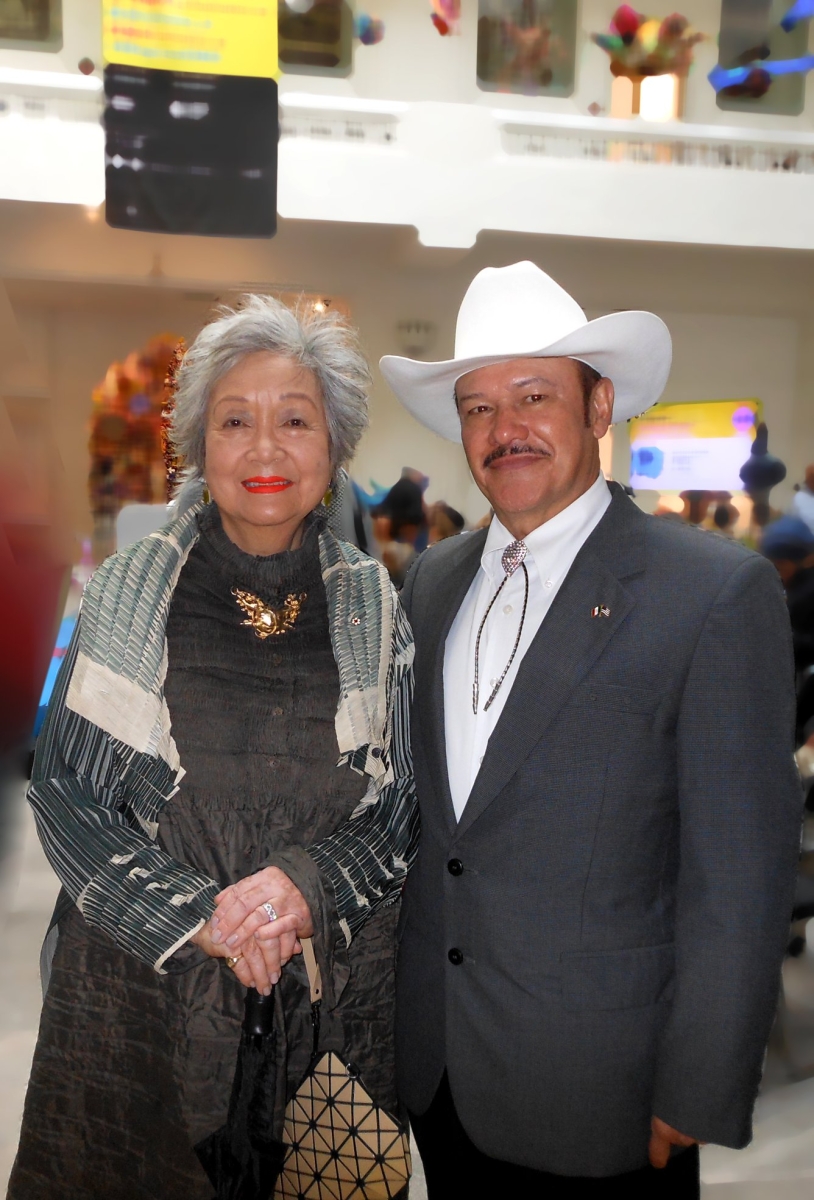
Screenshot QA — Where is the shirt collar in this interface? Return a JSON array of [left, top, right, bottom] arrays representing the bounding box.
[[481, 473, 611, 586]]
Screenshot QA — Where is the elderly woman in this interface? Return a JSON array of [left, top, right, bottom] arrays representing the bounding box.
[[10, 297, 416, 1200]]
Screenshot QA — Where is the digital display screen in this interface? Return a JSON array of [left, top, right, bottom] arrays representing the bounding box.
[[629, 399, 762, 492]]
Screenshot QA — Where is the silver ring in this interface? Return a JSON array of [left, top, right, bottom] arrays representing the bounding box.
[[261, 901, 278, 923]]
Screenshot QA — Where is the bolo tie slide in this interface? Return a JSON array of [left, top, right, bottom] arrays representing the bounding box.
[[472, 539, 529, 714]]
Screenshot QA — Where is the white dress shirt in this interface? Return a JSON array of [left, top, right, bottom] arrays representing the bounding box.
[[444, 473, 612, 820]]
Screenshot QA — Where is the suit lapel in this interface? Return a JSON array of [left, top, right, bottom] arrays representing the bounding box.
[[455, 489, 646, 839], [416, 529, 486, 833]]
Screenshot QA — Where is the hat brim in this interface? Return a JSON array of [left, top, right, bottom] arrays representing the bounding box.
[[380, 310, 672, 443]]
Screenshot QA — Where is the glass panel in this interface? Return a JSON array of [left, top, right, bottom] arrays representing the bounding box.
[[477, 0, 577, 98], [0, 0, 61, 49], [717, 0, 809, 116], [278, 0, 353, 77]]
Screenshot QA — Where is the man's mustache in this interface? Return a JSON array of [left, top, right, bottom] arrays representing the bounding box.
[[483, 444, 551, 469]]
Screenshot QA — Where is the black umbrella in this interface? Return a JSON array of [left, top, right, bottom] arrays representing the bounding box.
[[195, 987, 288, 1200]]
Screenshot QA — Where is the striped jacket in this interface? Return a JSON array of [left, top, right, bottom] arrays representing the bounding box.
[[30, 501, 417, 973]]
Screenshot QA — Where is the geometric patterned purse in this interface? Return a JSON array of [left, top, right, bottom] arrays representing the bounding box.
[[274, 941, 412, 1200]]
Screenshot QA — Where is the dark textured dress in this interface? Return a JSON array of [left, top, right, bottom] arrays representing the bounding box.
[[10, 508, 399, 1200]]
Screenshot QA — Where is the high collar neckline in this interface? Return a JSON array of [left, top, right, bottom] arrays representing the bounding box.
[[195, 503, 324, 596]]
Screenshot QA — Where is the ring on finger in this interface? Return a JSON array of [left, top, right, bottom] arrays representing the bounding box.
[[225, 955, 243, 969], [260, 901, 278, 923]]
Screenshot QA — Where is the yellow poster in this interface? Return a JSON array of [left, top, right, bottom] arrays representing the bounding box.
[[102, 0, 279, 79]]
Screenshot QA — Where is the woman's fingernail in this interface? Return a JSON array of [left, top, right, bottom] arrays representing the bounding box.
[[210, 916, 219, 927], [211, 930, 222, 944], [263, 987, 272, 996], [271, 973, 280, 985], [226, 934, 239, 947]]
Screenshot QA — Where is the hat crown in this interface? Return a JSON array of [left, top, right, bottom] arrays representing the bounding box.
[[454, 261, 587, 362]]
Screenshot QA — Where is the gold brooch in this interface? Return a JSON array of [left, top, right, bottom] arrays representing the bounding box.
[[231, 588, 306, 638]]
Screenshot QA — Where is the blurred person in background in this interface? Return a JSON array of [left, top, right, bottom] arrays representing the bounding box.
[[678, 489, 712, 526], [792, 463, 814, 535], [761, 514, 814, 745], [380, 261, 801, 1199], [712, 500, 739, 538], [428, 501, 465, 544], [10, 297, 417, 1200], [373, 475, 427, 587]]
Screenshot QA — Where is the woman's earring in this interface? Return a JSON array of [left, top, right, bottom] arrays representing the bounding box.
[[202, 480, 211, 504]]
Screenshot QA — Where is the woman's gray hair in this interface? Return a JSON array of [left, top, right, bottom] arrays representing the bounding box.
[[170, 294, 371, 476]]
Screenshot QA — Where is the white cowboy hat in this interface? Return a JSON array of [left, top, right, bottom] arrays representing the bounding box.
[[379, 261, 672, 443]]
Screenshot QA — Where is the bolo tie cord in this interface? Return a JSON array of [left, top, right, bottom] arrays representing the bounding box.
[[472, 560, 530, 714]]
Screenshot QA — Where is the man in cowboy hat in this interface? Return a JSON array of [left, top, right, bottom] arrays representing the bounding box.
[[380, 262, 801, 1197]]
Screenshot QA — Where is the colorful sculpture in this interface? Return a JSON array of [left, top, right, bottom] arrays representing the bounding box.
[[88, 333, 180, 555], [592, 6, 704, 78]]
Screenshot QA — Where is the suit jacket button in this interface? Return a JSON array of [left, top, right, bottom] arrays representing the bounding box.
[[447, 858, 463, 876], [448, 948, 463, 966]]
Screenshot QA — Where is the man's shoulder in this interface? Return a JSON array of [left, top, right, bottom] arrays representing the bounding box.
[[640, 510, 765, 588], [414, 529, 486, 579]]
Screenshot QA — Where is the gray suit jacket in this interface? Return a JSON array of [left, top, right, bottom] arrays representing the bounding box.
[[396, 484, 802, 1177]]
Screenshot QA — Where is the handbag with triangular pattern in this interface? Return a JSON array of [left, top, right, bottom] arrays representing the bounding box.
[[274, 940, 411, 1200]]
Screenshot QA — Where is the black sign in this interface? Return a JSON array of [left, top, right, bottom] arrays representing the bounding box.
[[104, 65, 278, 238]]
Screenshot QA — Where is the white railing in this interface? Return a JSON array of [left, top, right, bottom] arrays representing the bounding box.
[[278, 95, 814, 175], [279, 110, 398, 146], [279, 92, 403, 147], [497, 112, 814, 174]]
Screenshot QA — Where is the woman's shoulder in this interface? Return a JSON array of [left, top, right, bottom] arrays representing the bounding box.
[[319, 526, 389, 583], [82, 506, 201, 623], [318, 528, 406, 637]]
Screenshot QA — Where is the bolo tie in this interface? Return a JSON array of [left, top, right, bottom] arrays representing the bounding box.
[[472, 539, 529, 714]]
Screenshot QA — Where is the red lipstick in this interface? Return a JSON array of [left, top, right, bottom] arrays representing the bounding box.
[[241, 476, 294, 494]]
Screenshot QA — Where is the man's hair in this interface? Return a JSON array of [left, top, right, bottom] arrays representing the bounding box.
[[574, 360, 602, 427]]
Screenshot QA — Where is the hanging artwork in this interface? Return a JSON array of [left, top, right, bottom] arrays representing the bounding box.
[[781, 0, 814, 29], [354, 13, 385, 45], [712, 0, 813, 112], [279, 0, 354, 75], [430, 1, 460, 36], [709, 53, 814, 96], [476, 0, 578, 97], [0, 0, 61, 49]]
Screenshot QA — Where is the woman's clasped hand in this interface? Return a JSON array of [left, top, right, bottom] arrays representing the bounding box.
[[192, 865, 314, 994]]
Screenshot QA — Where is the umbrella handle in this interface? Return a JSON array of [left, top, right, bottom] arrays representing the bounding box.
[[243, 986, 275, 1040]]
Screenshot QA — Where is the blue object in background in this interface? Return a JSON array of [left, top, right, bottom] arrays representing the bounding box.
[[631, 446, 665, 480], [781, 0, 814, 32], [709, 54, 814, 90], [33, 616, 76, 738]]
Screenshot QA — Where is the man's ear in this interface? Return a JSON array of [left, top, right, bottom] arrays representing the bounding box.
[[591, 378, 614, 440]]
